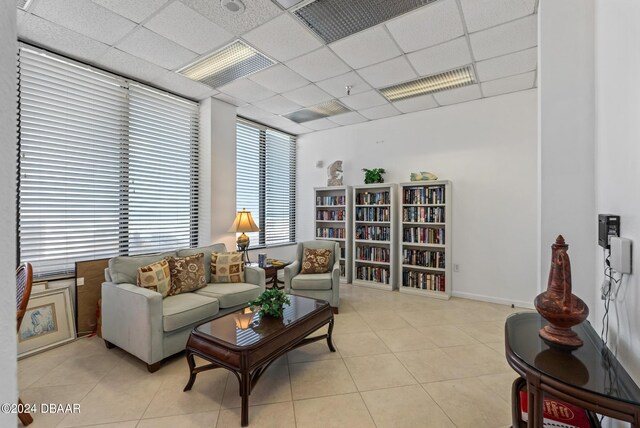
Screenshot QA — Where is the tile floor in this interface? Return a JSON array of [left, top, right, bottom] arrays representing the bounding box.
[[18, 284, 531, 428]]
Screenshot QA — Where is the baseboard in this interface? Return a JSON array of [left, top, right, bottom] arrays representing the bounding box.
[[451, 290, 534, 309]]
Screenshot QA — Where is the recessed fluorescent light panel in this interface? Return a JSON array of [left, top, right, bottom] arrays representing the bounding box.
[[380, 66, 476, 102], [294, 0, 439, 43], [17, 0, 33, 11], [179, 40, 275, 89], [284, 100, 351, 123]]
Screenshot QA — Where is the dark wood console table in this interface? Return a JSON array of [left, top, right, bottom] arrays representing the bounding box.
[[505, 313, 640, 427]]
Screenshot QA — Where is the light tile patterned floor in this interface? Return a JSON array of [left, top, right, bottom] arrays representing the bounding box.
[[18, 284, 530, 428]]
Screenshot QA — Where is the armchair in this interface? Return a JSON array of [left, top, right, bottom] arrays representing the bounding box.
[[284, 241, 340, 313]]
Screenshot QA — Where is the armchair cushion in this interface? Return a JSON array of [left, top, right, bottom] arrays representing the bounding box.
[[177, 243, 227, 283], [109, 251, 176, 284], [211, 252, 245, 283], [137, 259, 171, 297], [301, 248, 332, 274], [165, 253, 207, 296], [195, 282, 262, 308], [291, 272, 333, 290], [162, 293, 219, 332]]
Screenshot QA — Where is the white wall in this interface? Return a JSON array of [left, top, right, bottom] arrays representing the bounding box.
[[0, 2, 17, 425], [297, 90, 538, 306], [538, 0, 596, 311], [593, 0, 640, 384]]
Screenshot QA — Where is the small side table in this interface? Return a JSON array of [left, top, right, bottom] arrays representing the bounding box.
[[249, 262, 290, 289]]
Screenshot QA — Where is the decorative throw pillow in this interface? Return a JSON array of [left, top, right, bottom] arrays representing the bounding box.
[[164, 253, 206, 296], [137, 259, 171, 297], [211, 252, 245, 283], [301, 248, 332, 274]]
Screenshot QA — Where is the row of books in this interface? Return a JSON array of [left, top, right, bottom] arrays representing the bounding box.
[[355, 226, 391, 241], [402, 271, 445, 291], [403, 206, 445, 223], [340, 246, 346, 258], [355, 191, 390, 205], [355, 245, 390, 263], [316, 195, 345, 206], [340, 263, 345, 277], [402, 249, 445, 268], [402, 227, 445, 244], [316, 227, 345, 239], [316, 209, 346, 221], [403, 186, 445, 205], [355, 206, 390, 222], [356, 266, 390, 284]]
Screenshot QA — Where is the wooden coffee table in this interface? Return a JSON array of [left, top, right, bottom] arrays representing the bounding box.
[[183, 295, 335, 426]]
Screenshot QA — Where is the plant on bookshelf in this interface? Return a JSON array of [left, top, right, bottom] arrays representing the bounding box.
[[362, 168, 386, 184]]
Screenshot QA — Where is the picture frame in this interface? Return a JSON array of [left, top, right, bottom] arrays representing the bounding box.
[[18, 287, 76, 359]]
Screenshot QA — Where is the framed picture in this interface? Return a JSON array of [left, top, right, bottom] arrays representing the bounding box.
[[18, 287, 76, 358]]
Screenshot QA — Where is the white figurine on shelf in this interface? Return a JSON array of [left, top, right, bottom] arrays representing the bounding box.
[[327, 160, 343, 186]]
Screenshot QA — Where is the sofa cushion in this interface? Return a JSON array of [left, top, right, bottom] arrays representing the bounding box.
[[195, 282, 261, 308], [291, 272, 333, 290], [137, 259, 171, 297], [177, 243, 227, 283], [165, 253, 207, 296], [109, 251, 176, 284], [162, 293, 219, 332], [211, 252, 245, 283], [301, 248, 332, 274]]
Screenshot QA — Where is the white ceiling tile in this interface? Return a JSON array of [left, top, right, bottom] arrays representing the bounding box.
[[330, 26, 402, 69], [18, 15, 111, 63], [92, 0, 170, 23], [253, 95, 301, 115], [116, 28, 198, 70], [249, 64, 310, 93], [470, 15, 537, 61], [281, 124, 312, 135], [339, 90, 387, 110], [282, 85, 333, 107], [392, 94, 439, 113], [219, 78, 276, 103], [237, 104, 272, 120], [303, 118, 340, 131], [433, 84, 482, 106], [182, 0, 281, 35], [407, 37, 472, 77], [243, 14, 322, 62], [386, 0, 464, 53], [328, 112, 368, 126], [214, 93, 247, 107], [261, 115, 297, 130], [460, 0, 536, 33], [17, 9, 29, 31], [285, 48, 350, 82], [476, 47, 537, 82], [316, 72, 372, 99], [357, 56, 417, 88], [359, 104, 401, 120], [155, 71, 216, 100], [481, 71, 536, 97], [144, 2, 233, 54], [32, 0, 137, 45], [95, 48, 168, 83]]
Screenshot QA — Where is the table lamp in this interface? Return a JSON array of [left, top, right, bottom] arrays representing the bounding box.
[[228, 208, 260, 264]]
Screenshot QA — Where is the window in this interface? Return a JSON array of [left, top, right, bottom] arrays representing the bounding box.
[[236, 118, 296, 248], [17, 45, 199, 278]]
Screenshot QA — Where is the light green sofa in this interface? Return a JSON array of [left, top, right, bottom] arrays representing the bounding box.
[[101, 243, 265, 372]]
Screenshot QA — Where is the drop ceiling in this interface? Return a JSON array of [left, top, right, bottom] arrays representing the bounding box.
[[16, 0, 539, 135]]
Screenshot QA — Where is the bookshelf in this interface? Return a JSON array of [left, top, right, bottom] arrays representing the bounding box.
[[398, 180, 451, 299], [352, 184, 397, 291], [314, 186, 352, 283]]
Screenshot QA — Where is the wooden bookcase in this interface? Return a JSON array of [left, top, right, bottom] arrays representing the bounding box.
[[351, 184, 397, 291], [314, 186, 352, 283], [398, 180, 451, 299]]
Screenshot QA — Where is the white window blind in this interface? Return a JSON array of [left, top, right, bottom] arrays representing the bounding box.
[[236, 119, 296, 248], [17, 46, 199, 277]]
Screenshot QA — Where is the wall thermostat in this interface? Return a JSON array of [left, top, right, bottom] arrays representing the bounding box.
[[598, 214, 620, 249]]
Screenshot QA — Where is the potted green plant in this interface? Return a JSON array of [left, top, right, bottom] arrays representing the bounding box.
[[248, 288, 291, 318], [362, 168, 386, 184]]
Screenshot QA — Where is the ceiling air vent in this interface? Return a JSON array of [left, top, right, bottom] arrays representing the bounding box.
[[284, 100, 351, 123], [293, 0, 439, 44], [178, 40, 275, 89], [17, 0, 33, 11], [379, 66, 476, 102]]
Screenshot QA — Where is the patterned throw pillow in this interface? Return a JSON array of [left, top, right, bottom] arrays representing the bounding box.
[[164, 253, 206, 296], [211, 252, 245, 283], [301, 248, 332, 274], [137, 259, 171, 297]]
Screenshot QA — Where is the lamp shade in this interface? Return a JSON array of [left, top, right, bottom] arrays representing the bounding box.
[[228, 209, 260, 233]]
